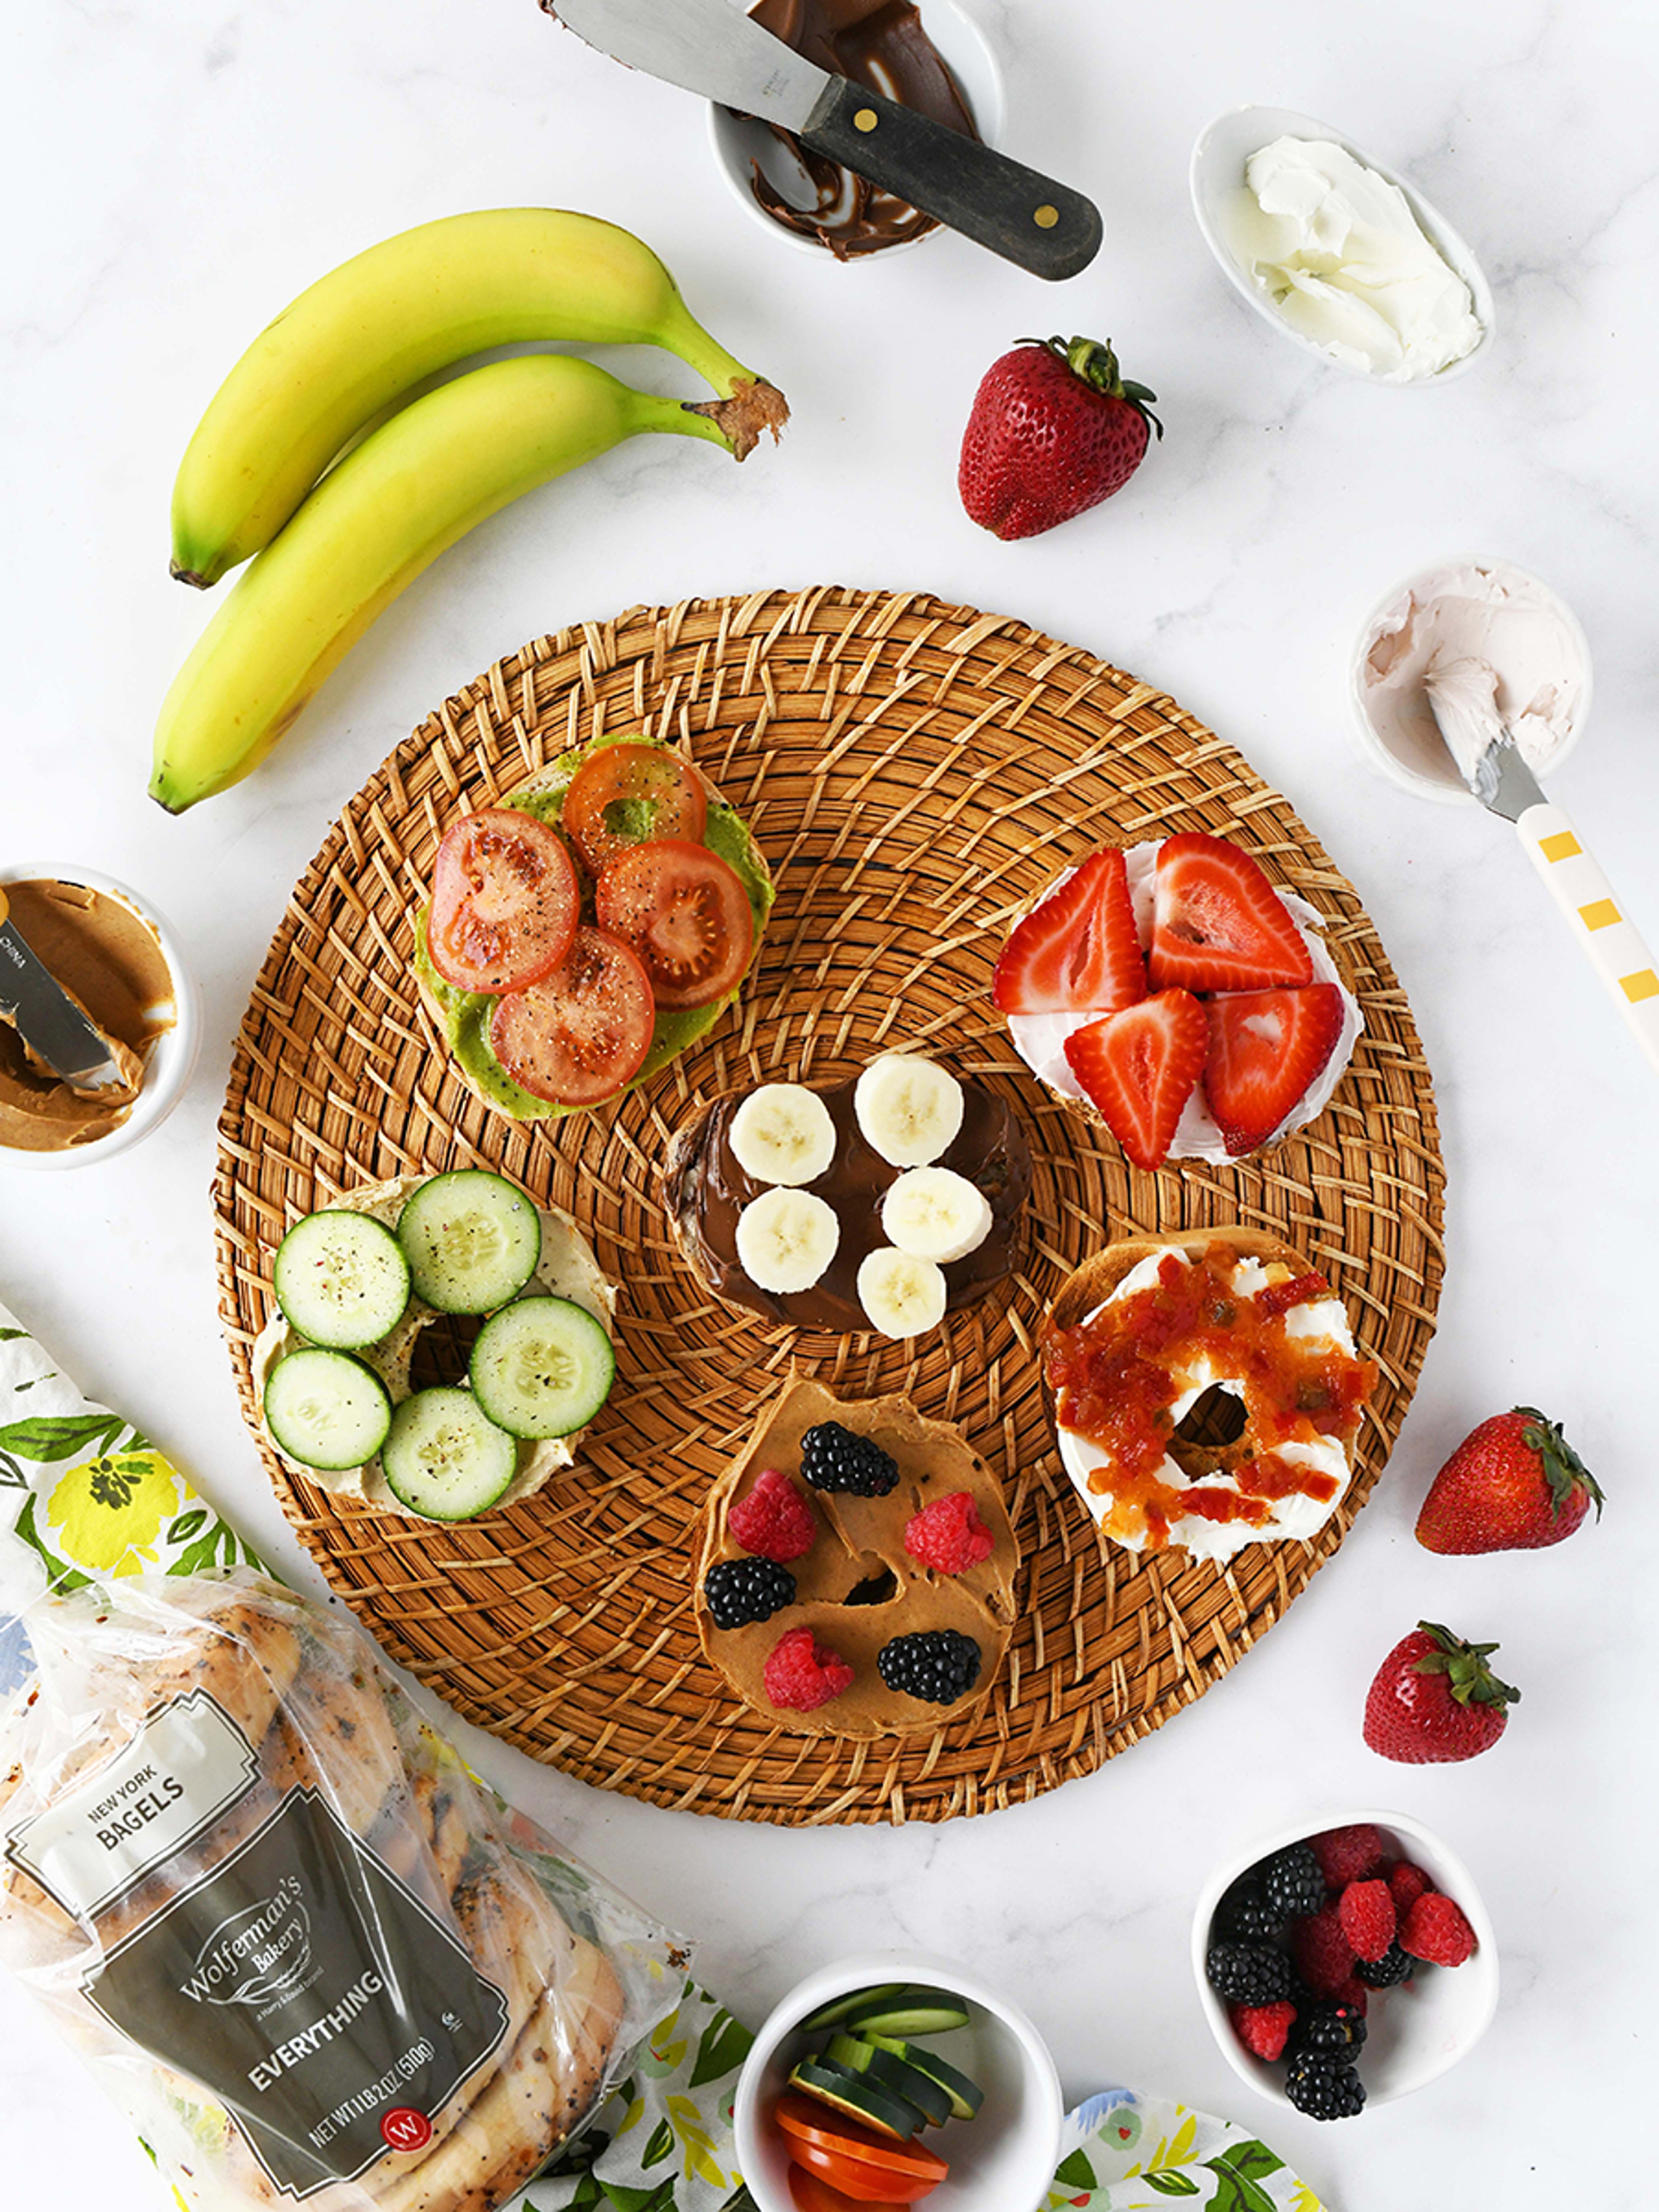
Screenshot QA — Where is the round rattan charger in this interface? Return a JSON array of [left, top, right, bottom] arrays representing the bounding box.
[[215, 587, 1444, 1826]]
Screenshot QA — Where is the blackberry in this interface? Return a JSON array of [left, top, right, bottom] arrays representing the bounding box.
[[1214, 1873, 1284, 1943], [1205, 1942, 1296, 2007], [703, 1557, 796, 1630], [1284, 2049, 1366, 2120], [876, 1630, 982, 1705], [1291, 2000, 1368, 2056], [800, 1422, 899, 1497], [1257, 1841, 1326, 1920], [1354, 1939, 1414, 1989]]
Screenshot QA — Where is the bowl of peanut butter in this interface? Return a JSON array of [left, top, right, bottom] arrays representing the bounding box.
[[0, 864, 199, 1169]]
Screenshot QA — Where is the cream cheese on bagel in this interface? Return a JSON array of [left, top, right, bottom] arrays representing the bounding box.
[[250, 1173, 615, 1515]]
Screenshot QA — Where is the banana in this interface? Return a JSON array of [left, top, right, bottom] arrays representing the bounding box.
[[734, 1189, 841, 1296], [149, 353, 737, 813], [853, 1055, 965, 1169], [880, 1167, 993, 1265], [172, 209, 788, 586], [856, 1247, 949, 1339], [728, 1084, 838, 1186]]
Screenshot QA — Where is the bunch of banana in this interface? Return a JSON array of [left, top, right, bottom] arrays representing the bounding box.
[[151, 210, 788, 813]]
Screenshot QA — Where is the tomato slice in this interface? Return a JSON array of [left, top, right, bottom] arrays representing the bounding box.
[[786, 2153, 911, 2210], [774, 2097, 947, 2183], [427, 808, 579, 994], [594, 838, 755, 1010], [785, 2137, 928, 2205], [489, 927, 655, 1106], [561, 743, 707, 877]]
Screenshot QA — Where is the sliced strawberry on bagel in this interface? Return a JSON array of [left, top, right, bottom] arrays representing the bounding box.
[[1149, 833, 1314, 992], [1064, 989, 1207, 1170], [992, 845, 1145, 1014], [1204, 984, 1345, 1156]]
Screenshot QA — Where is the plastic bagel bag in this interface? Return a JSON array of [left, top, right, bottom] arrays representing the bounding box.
[[0, 1314, 687, 2212]]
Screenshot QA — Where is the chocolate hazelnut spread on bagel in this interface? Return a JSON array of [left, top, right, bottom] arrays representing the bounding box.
[[664, 1073, 1031, 1332]]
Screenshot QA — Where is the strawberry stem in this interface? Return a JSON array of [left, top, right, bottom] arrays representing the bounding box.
[[1017, 335, 1164, 439], [1515, 1405, 1603, 1521], [1414, 1621, 1521, 1710]]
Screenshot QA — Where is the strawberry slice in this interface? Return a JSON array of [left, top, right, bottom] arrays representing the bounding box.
[[1204, 985, 1345, 1155], [1149, 834, 1314, 993], [993, 846, 1146, 1015], [1063, 990, 1207, 1169]]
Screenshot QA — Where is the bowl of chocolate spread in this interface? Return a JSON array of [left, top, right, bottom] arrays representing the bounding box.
[[0, 864, 200, 1170], [708, 0, 1006, 259]]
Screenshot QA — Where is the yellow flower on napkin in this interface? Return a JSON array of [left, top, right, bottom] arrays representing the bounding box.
[[43, 1449, 181, 1576]]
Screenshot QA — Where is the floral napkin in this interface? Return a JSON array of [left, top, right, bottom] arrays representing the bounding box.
[[0, 1294, 1323, 2212]]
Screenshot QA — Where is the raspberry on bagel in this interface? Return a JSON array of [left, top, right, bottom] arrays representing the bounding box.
[[1043, 1230, 1376, 1560]]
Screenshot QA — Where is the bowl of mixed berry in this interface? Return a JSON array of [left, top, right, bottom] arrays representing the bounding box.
[[1191, 1813, 1498, 2117]]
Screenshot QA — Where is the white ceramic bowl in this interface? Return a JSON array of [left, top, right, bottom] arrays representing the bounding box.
[[1192, 1809, 1500, 2110], [734, 1950, 1063, 2212], [708, 0, 1007, 259], [1348, 556, 1592, 804], [0, 862, 200, 1172], [1189, 105, 1495, 384]]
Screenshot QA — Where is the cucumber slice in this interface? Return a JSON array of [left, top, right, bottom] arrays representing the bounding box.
[[396, 1171, 542, 1315], [866, 2036, 985, 2120], [823, 2036, 954, 2128], [469, 1296, 613, 1440], [273, 1209, 410, 1349], [796, 1983, 910, 2034], [263, 1348, 392, 1472], [380, 1387, 518, 1521], [842, 1990, 971, 2038], [787, 2059, 922, 2143]]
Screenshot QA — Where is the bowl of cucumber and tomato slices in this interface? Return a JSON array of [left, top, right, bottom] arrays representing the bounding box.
[[734, 1959, 1063, 2212]]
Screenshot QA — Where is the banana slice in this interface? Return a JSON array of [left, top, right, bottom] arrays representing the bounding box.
[[854, 1054, 965, 1169], [728, 1083, 838, 1187], [880, 1167, 994, 1265], [856, 1246, 949, 1339], [735, 1188, 841, 1295]]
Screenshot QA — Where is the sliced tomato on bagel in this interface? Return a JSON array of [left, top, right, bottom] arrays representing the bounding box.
[[774, 2096, 947, 2183], [427, 808, 579, 994], [595, 838, 755, 1010], [489, 926, 655, 1107], [562, 742, 708, 877]]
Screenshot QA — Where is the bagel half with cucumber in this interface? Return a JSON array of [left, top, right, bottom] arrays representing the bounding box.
[[250, 1169, 617, 1521], [415, 732, 773, 1120]]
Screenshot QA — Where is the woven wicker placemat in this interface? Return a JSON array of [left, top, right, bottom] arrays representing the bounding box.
[[215, 587, 1444, 1826]]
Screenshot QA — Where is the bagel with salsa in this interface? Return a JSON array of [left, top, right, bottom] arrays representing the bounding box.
[[415, 733, 772, 1118]]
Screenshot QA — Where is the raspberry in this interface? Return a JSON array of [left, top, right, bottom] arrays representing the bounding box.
[[1309, 1823, 1386, 1888], [904, 1491, 995, 1574], [727, 1468, 817, 1563], [1389, 1860, 1435, 1916], [762, 1626, 854, 1713], [1338, 1878, 1397, 1963], [1402, 1891, 1477, 1967], [1229, 2000, 1297, 2062], [1290, 1902, 1355, 1999], [1331, 1976, 1370, 2015]]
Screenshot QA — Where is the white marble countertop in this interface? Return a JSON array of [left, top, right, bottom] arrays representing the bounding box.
[[3, 1, 1656, 2206]]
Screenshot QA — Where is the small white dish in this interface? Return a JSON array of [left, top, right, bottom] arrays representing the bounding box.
[[708, 0, 1007, 260], [734, 1949, 1063, 2212], [1189, 105, 1495, 383], [1192, 1809, 1500, 2109], [1348, 556, 1592, 804], [0, 862, 200, 1172]]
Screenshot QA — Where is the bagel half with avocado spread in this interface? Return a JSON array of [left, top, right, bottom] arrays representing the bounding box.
[[415, 732, 772, 1120]]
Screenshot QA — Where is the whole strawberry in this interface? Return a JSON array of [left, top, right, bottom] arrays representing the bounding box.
[[1416, 1407, 1602, 1554], [959, 336, 1161, 540], [1363, 1621, 1519, 1764]]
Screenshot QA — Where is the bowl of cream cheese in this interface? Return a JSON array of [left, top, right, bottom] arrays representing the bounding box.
[[1189, 106, 1494, 383]]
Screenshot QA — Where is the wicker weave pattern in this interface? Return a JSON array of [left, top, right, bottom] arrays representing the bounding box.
[[215, 588, 1444, 1825]]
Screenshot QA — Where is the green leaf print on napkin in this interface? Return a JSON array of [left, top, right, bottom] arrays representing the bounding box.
[[1144, 2176, 1202, 2198], [1201, 2140, 1286, 2212], [0, 1412, 127, 1461], [688, 2007, 752, 2091]]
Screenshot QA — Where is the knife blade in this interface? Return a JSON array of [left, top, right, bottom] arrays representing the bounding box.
[[546, 0, 1102, 280], [0, 890, 130, 1093]]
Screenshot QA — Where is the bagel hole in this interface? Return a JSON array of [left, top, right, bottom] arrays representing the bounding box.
[[1173, 1384, 1249, 1451], [408, 1312, 485, 1392], [839, 1565, 899, 1608]]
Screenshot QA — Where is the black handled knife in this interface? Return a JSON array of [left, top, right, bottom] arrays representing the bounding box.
[[0, 888, 130, 1093]]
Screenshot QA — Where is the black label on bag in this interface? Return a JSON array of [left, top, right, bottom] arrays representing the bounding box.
[[84, 1787, 510, 2200]]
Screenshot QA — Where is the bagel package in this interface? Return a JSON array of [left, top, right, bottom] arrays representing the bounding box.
[[0, 1568, 680, 2212]]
